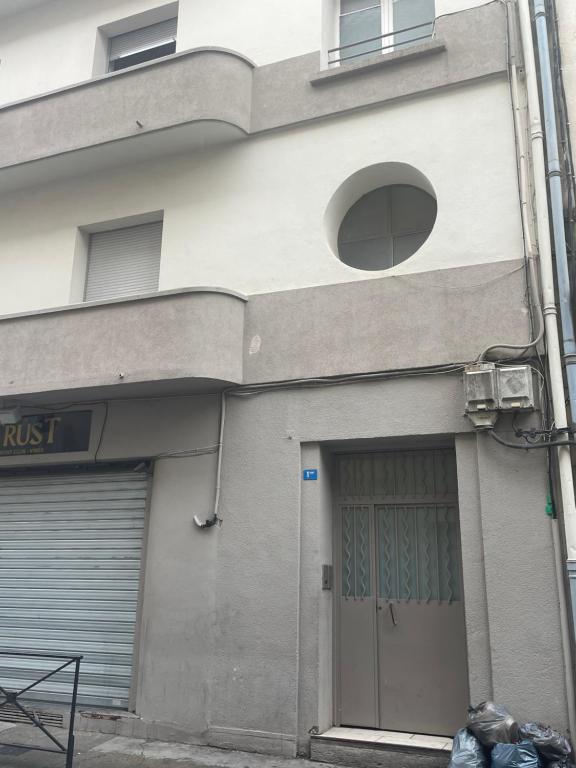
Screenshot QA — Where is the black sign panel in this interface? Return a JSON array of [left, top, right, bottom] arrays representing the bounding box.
[[0, 411, 92, 457]]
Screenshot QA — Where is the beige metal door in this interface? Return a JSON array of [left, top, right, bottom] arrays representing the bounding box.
[[336, 450, 469, 736]]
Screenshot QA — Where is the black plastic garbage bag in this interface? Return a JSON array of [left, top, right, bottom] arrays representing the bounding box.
[[492, 741, 541, 768], [467, 702, 519, 747], [519, 723, 572, 763], [449, 729, 489, 768]]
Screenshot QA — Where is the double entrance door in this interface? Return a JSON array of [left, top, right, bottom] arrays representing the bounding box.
[[335, 449, 469, 736]]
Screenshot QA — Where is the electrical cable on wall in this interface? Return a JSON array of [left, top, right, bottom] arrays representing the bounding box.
[[487, 428, 575, 450]]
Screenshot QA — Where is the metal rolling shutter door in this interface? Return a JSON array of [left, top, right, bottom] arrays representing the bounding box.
[[0, 470, 148, 709]]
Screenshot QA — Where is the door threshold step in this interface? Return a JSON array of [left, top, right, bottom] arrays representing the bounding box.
[[311, 728, 452, 768]]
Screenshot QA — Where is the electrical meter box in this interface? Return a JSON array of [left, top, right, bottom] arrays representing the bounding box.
[[497, 366, 536, 411], [464, 363, 498, 413], [464, 363, 536, 428]]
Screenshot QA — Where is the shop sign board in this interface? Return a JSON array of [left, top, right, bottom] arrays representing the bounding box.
[[0, 411, 92, 457]]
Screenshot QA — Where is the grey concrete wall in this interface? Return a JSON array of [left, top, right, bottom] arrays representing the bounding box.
[[208, 375, 568, 753], [0, 395, 221, 738], [0, 379, 566, 749], [297, 444, 334, 755], [455, 434, 493, 705], [0, 260, 529, 398], [252, 2, 507, 132], [136, 452, 218, 734], [475, 432, 568, 725], [0, 49, 254, 169], [0, 2, 507, 175], [98, 395, 220, 737], [0, 289, 246, 400], [244, 260, 530, 382]]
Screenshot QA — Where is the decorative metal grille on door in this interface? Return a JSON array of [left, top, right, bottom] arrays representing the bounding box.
[[336, 449, 469, 734], [337, 450, 458, 498], [341, 506, 371, 598], [376, 505, 461, 602]]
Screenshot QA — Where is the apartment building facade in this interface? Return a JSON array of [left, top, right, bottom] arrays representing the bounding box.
[[0, 0, 573, 758]]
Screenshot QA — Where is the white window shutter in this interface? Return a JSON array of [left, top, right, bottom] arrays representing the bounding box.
[[85, 222, 162, 303], [109, 18, 178, 61]]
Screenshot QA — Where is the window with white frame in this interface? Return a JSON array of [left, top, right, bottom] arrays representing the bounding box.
[[333, 0, 435, 66], [107, 17, 178, 72], [84, 221, 163, 302]]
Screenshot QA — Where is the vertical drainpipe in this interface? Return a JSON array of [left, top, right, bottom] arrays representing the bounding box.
[[533, 0, 576, 656], [533, 0, 576, 420], [518, 0, 576, 735]]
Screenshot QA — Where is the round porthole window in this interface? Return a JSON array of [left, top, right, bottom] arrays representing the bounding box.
[[338, 184, 437, 271], [325, 163, 438, 272]]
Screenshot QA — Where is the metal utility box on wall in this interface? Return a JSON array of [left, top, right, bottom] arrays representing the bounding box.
[[464, 363, 536, 428], [497, 366, 536, 410], [464, 363, 499, 428]]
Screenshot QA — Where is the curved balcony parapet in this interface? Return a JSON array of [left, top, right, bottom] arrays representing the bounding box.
[[0, 288, 247, 400], [0, 48, 254, 170]]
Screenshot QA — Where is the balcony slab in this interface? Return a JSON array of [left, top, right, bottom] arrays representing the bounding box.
[[0, 288, 246, 401], [0, 47, 253, 173]]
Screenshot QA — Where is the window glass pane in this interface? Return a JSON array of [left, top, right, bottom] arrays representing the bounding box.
[[393, 231, 429, 265], [393, 0, 434, 47], [339, 237, 394, 271], [339, 6, 382, 62], [339, 188, 390, 242], [337, 184, 436, 270], [390, 185, 437, 234], [341, 0, 380, 13]]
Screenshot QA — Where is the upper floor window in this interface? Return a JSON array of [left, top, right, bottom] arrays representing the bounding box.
[[84, 221, 163, 302], [338, 185, 437, 270], [332, 0, 435, 66], [108, 17, 178, 72]]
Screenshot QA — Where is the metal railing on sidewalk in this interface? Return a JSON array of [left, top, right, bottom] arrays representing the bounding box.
[[0, 650, 82, 768]]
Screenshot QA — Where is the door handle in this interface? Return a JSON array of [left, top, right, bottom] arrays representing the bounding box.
[[389, 603, 398, 626]]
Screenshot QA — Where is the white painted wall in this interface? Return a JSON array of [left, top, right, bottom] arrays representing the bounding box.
[[0, 0, 322, 106], [436, 0, 493, 15], [556, 0, 576, 151], [0, 0, 499, 106], [0, 78, 521, 314]]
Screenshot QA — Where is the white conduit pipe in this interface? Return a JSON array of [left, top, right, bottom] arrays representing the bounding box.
[[518, 0, 576, 737], [518, 0, 576, 558], [478, 0, 543, 361]]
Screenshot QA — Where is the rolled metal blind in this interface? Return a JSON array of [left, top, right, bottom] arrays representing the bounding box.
[[0, 470, 149, 709], [85, 221, 162, 303], [109, 18, 178, 61]]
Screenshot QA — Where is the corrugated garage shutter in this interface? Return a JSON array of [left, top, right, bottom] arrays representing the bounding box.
[[109, 18, 178, 62], [0, 470, 148, 709], [84, 222, 162, 303]]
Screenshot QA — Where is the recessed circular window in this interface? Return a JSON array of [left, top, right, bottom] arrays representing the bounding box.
[[338, 184, 437, 271]]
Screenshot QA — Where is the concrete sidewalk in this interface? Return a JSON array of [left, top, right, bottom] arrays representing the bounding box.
[[0, 723, 331, 768]]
